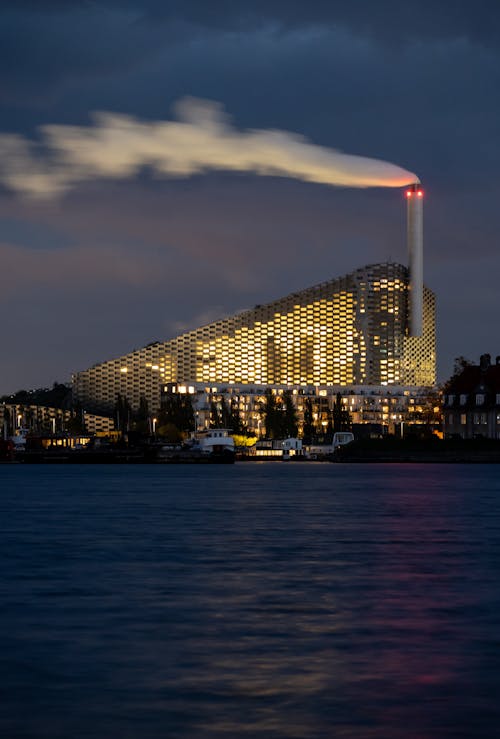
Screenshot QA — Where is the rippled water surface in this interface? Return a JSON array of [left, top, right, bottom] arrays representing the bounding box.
[[2, 462, 500, 738]]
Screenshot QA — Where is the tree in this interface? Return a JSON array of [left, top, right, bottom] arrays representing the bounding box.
[[208, 397, 233, 429], [259, 389, 297, 439], [115, 394, 132, 432], [325, 408, 334, 436], [209, 400, 222, 428], [302, 397, 315, 441], [453, 356, 473, 376], [158, 393, 194, 434], [332, 393, 351, 432], [282, 389, 298, 438], [133, 396, 151, 435], [2, 406, 12, 436], [157, 422, 183, 443], [220, 397, 232, 428], [262, 388, 279, 439], [0, 383, 72, 409], [67, 402, 86, 434], [443, 356, 475, 393], [229, 398, 245, 434]]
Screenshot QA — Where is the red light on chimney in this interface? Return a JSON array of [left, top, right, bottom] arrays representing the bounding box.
[[406, 190, 412, 198], [417, 190, 423, 197]]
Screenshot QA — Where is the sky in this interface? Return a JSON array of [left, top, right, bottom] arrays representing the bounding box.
[[1, 0, 499, 393]]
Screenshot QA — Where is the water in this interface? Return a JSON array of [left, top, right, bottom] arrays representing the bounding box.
[[1, 462, 500, 738]]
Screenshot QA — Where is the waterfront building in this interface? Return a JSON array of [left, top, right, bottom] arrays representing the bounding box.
[[0, 403, 114, 437], [72, 261, 436, 429], [443, 354, 500, 439], [1, 403, 72, 436], [161, 381, 438, 437]]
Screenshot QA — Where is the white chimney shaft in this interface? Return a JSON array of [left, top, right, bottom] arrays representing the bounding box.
[[406, 183, 423, 336]]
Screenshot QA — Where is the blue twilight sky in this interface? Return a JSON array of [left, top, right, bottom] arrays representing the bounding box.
[[1, 0, 499, 392]]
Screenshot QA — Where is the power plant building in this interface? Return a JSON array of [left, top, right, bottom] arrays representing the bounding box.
[[72, 261, 436, 421]]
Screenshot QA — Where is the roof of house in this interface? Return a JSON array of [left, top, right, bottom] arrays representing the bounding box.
[[446, 363, 500, 394]]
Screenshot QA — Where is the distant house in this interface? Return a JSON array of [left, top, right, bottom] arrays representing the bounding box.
[[443, 354, 500, 439]]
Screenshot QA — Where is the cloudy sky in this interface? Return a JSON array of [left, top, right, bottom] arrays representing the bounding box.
[[1, 0, 499, 393]]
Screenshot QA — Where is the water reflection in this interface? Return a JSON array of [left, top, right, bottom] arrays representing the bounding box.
[[1, 463, 500, 737]]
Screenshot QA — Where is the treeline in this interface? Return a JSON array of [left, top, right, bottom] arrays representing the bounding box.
[[2, 383, 352, 441], [113, 389, 351, 442], [114, 393, 247, 442], [1, 383, 72, 409]]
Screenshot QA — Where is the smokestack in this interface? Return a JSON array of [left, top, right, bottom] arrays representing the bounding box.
[[406, 182, 424, 336]]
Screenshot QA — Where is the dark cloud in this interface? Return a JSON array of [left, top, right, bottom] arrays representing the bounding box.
[[5, 1, 500, 44], [0, 6, 179, 109], [2, 1, 499, 111], [0, 0, 499, 391]]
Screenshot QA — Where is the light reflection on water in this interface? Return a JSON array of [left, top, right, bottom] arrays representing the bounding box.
[[1, 463, 500, 738]]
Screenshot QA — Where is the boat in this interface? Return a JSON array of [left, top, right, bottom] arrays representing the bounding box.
[[14, 429, 236, 464], [157, 429, 235, 463]]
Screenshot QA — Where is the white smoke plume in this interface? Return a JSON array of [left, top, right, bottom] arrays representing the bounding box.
[[0, 98, 418, 198]]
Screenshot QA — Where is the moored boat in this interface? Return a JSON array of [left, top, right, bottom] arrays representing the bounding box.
[[157, 429, 235, 463]]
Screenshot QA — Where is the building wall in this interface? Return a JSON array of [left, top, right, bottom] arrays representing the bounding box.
[[162, 382, 439, 437], [73, 262, 436, 413], [443, 356, 500, 439], [444, 402, 500, 439], [83, 412, 115, 435], [1, 404, 72, 434], [0, 404, 113, 436]]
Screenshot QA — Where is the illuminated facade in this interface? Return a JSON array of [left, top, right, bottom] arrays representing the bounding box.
[[72, 262, 436, 414], [161, 381, 439, 437]]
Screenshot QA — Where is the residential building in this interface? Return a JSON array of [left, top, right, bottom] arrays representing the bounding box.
[[443, 354, 500, 439], [161, 381, 438, 437]]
